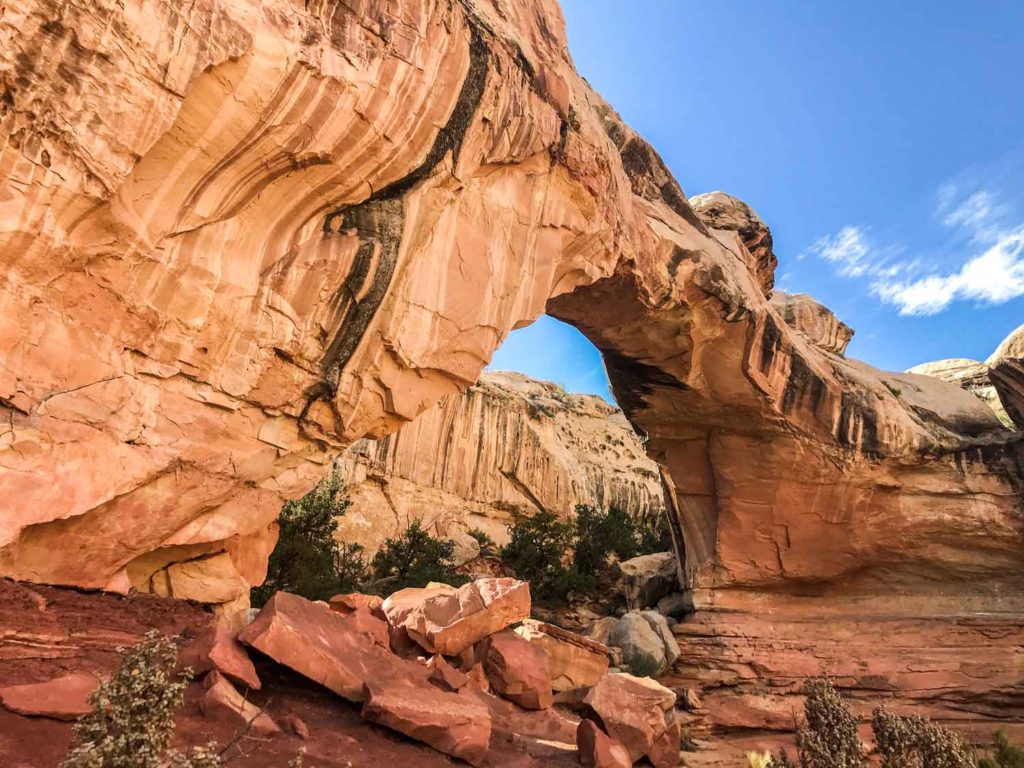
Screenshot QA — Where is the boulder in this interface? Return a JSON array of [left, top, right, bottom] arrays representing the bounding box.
[[616, 553, 678, 610], [514, 619, 609, 692], [328, 593, 384, 616], [0, 673, 97, 720], [282, 713, 310, 739], [608, 612, 668, 677], [583, 673, 676, 763], [178, 625, 261, 690], [362, 676, 491, 766], [382, 578, 531, 656], [646, 712, 682, 768], [201, 671, 280, 737], [238, 591, 400, 702], [656, 592, 691, 621], [576, 718, 632, 768], [583, 617, 620, 646], [483, 630, 553, 710], [427, 655, 469, 691], [639, 611, 681, 668]]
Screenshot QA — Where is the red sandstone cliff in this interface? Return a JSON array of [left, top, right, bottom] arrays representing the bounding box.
[[335, 370, 666, 556]]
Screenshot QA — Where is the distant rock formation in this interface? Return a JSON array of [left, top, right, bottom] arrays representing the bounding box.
[[335, 371, 665, 557]]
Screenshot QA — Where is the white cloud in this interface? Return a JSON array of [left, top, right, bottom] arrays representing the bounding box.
[[873, 227, 1024, 315], [807, 187, 1024, 316], [809, 226, 871, 276]]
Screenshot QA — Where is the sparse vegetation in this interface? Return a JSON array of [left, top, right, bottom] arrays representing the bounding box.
[[873, 707, 975, 768], [794, 676, 866, 768], [63, 632, 220, 768], [251, 469, 358, 607], [500, 510, 578, 602], [980, 730, 1024, 768], [370, 520, 468, 592], [467, 527, 496, 550]]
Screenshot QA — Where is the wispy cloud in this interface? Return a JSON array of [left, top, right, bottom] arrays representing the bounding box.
[[807, 186, 1024, 316]]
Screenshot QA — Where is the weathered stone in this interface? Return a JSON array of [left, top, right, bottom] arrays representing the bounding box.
[[427, 655, 469, 692], [583, 617, 620, 646], [616, 553, 677, 610], [583, 673, 676, 763], [483, 630, 553, 710], [362, 676, 491, 767], [0, 673, 96, 720], [988, 325, 1024, 430], [179, 625, 260, 690], [382, 578, 531, 656], [908, 357, 1010, 427], [656, 592, 690, 621], [646, 712, 681, 768], [769, 291, 854, 355], [328, 593, 384, 616], [690, 191, 778, 295], [576, 718, 632, 768], [608, 612, 668, 677], [514, 619, 609, 692], [237, 591, 398, 702], [282, 713, 310, 739], [639, 611, 681, 669], [201, 671, 280, 737]]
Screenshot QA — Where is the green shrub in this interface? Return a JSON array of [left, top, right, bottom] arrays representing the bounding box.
[[467, 527, 496, 550], [792, 676, 866, 768], [63, 632, 220, 768], [500, 510, 577, 602], [872, 707, 975, 768], [251, 469, 361, 606], [980, 730, 1024, 768], [370, 521, 468, 592]]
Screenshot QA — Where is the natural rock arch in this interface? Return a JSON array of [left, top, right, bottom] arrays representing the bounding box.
[[2, 1, 1023, 730]]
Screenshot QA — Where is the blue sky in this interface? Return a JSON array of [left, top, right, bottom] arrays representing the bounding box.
[[489, 1, 1024, 403]]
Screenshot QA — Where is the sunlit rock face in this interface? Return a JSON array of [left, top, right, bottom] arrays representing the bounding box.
[[335, 371, 665, 557], [1, 0, 1023, 737]]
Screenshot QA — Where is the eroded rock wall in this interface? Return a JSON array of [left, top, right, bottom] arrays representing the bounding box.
[[335, 371, 665, 555]]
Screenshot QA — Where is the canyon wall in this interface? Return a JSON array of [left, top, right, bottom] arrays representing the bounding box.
[[1, 0, 1022, 741], [335, 370, 665, 556]]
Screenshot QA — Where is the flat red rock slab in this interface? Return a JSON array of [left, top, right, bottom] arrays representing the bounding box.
[[362, 677, 491, 767], [483, 630, 553, 710], [0, 673, 96, 720]]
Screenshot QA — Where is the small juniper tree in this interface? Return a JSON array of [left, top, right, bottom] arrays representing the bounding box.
[[872, 707, 975, 768], [370, 520, 467, 591], [793, 677, 866, 768], [63, 632, 219, 768], [980, 730, 1024, 768], [500, 510, 577, 602], [251, 469, 360, 606]]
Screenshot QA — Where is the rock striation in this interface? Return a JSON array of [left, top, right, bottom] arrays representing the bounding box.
[[335, 371, 665, 555], [1, 0, 1023, 747]]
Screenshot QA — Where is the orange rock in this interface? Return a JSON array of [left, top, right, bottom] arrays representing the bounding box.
[[583, 673, 676, 763], [0, 673, 96, 720], [576, 718, 632, 768], [179, 625, 261, 690], [328, 593, 385, 616], [482, 630, 553, 710], [362, 675, 491, 767], [646, 712, 681, 768], [382, 578, 531, 656], [427, 655, 469, 692], [514, 619, 609, 692], [282, 713, 310, 739], [201, 671, 279, 737]]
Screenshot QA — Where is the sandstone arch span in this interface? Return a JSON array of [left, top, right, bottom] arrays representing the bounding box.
[[2, 0, 1023, 732]]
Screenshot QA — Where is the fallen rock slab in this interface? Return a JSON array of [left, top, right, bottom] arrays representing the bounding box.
[[515, 619, 609, 692], [238, 591, 400, 702], [646, 712, 682, 768], [382, 578, 531, 656], [616, 552, 677, 610], [362, 676, 491, 766], [329, 593, 385, 616], [583, 673, 676, 763], [577, 718, 632, 768], [0, 673, 96, 720], [483, 630, 553, 710], [179, 625, 260, 690], [201, 671, 280, 737]]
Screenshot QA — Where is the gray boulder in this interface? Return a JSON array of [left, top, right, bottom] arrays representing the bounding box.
[[617, 551, 678, 609], [607, 612, 667, 677], [640, 610, 680, 668]]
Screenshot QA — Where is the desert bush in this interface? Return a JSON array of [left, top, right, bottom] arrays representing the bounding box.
[[792, 676, 866, 768], [980, 730, 1024, 768], [500, 510, 577, 602], [63, 632, 220, 768], [370, 520, 468, 591], [872, 707, 975, 768], [251, 469, 361, 606], [467, 527, 496, 550]]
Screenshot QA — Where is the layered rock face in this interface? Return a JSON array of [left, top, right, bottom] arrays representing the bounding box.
[[2, 0, 1023, 743], [336, 371, 664, 555]]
